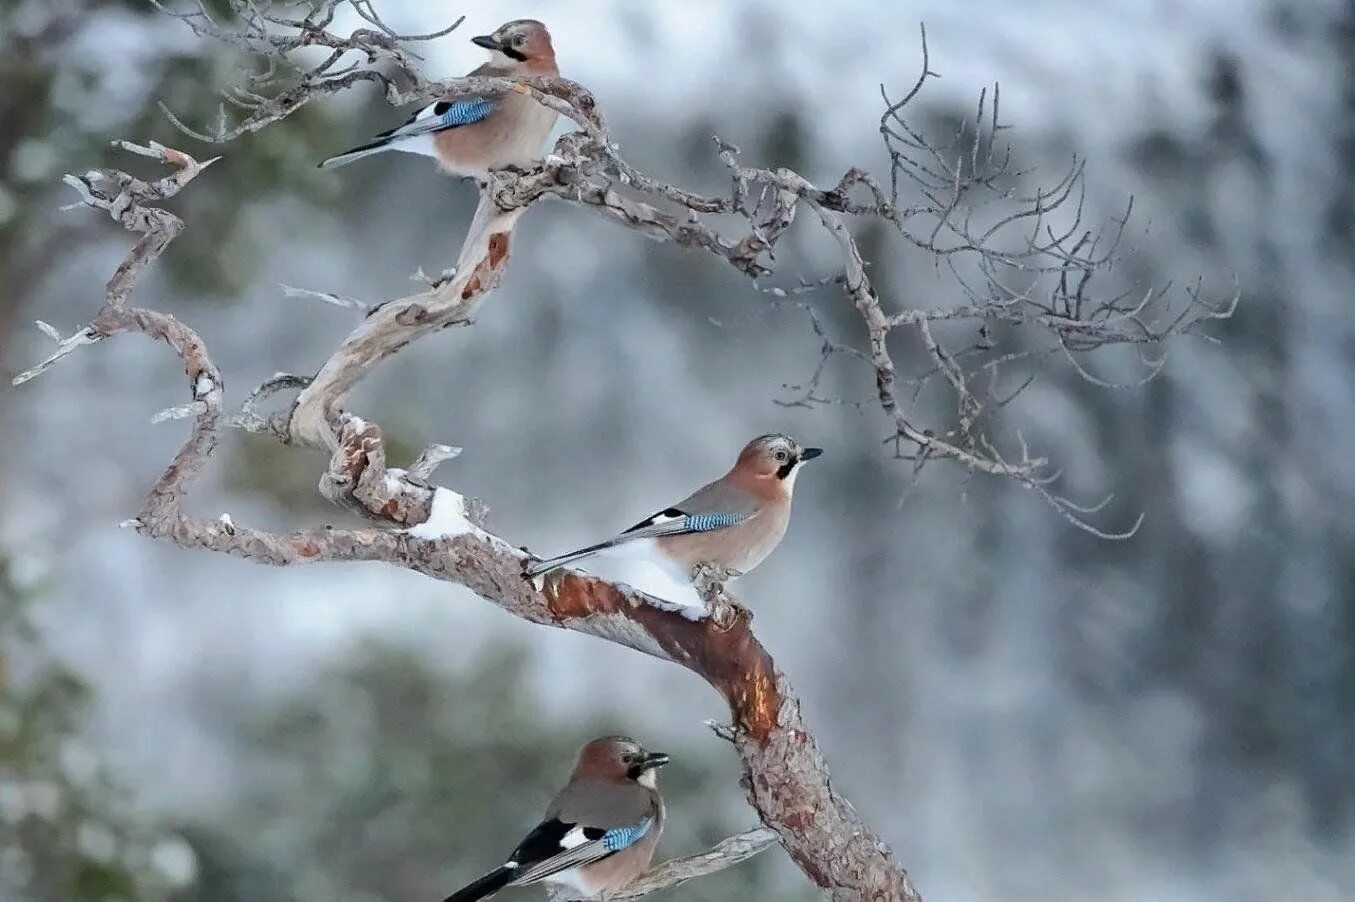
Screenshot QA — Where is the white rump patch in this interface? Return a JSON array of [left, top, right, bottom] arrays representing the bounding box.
[[558, 826, 590, 850], [391, 133, 437, 159], [542, 867, 590, 894], [584, 541, 705, 616]]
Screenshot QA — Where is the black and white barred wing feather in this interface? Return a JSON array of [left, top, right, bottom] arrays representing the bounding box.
[[318, 96, 499, 169], [522, 481, 758, 578], [509, 817, 653, 885], [441, 817, 653, 902]]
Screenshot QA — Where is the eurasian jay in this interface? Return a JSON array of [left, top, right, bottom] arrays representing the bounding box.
[[525, 434, 822, 581], [442, 736, 668, 901], [319, 19, 558, 178]]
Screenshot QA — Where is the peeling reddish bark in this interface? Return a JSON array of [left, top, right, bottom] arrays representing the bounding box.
[[542, 571, 782, 739], [534, 572, 920, 901]]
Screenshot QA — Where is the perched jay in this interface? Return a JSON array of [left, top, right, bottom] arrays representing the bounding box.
[[442, 736, 668, 902], [525, 434, 822, 581], [319, 19, 558, 177]]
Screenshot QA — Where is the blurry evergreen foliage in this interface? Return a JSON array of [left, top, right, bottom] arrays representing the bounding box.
[[1, 0, 356, 511], [177, 639, 803, 902], [0, 0, 346, 307], [0, 552, 199, 901]]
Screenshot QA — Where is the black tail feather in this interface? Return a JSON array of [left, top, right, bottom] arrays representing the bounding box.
[[442, 865, 515, 902], [316, 137, 391, 169], [522, 539, 619, 578]]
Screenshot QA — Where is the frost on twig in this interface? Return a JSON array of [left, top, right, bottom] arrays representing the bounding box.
[[229, 372, 312, 438], [34, 320, 63, 341], [151, 0, 602, 146], [13, 141, 219, 386], [280, 284, 372, 313], [407, 443, 461, 482], [11, 325, 102, 386], [151, 401, 207, 424], [704, 720, 738, 743]]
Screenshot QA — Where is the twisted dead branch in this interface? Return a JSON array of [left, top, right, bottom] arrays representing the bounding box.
[[17, 138, 919, 899], [149, 1, 1233, 533]]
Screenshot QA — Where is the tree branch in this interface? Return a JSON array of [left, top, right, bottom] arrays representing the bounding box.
[[23, 137, 920, 898], [549, 828, 779, 901], [16, 4, 1242, 898], [156, 4, 1232, 533]]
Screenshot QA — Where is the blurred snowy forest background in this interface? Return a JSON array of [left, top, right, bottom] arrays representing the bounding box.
[[3, 0, 1354, 900]]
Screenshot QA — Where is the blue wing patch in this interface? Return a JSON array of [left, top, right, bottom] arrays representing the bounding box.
[[683, 512, 745, 532], [601, 817, 652, 852], [435, 97, 496, 128]]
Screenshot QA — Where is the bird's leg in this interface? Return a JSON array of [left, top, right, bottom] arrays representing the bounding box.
[[691, 563, 751, 629]]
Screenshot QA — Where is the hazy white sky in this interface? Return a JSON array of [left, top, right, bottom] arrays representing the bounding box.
[[358, 0, 1337, 158]]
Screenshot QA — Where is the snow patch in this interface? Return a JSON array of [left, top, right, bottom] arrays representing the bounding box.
[[404, 487, 480, 540], [383, 467, 410, 496], [638, 585, 710, 622]]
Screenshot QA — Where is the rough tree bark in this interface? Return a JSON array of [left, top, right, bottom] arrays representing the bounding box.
[[13, 3, 1238, 899]]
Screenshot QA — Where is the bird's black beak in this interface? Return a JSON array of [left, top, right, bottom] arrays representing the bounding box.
[[641, 751, 671, 770], [800, 447, 824, 461], [471, 34, 500, 51]]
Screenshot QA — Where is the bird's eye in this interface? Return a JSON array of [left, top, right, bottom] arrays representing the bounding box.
[[774, 449, 788, 462], [514, 33, 526, 46]]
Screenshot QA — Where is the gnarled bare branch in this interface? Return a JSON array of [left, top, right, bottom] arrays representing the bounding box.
[[15, 3, 1242, 898], [21, 137, 921, 899], [164, 6, 1231, 534]]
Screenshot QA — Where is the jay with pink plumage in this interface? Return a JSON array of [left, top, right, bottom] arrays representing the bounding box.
[[320, 19, 559, 177], [441, 736, 668, 902], [525, 434, 823, 582]]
